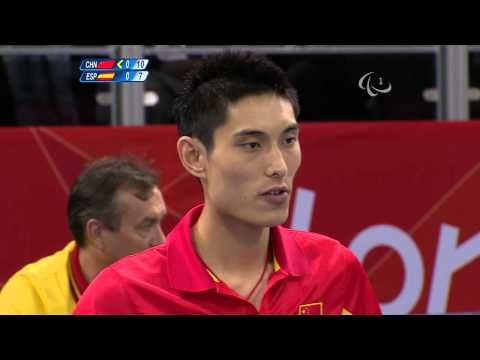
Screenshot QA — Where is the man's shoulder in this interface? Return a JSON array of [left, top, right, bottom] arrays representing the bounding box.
[[109, 243, 169, 279], [280, 227, 359, 268], [13, 241, 74, 282], [282, 227, 348, 253], [74, 243, 170, 314], [0, 242, 75, 314]]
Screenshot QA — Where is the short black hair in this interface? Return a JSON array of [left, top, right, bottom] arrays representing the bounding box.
[[67, 156, 159, 247], [173, 51, 300, 152]]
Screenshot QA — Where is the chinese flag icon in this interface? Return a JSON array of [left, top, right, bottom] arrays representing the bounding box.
[[298, 302, 323, 315]]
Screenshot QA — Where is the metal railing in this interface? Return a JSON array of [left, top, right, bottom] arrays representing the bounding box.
[[0, 45, 115, 55], [143, 45, 437, 56], [0, 45, 476, 125]]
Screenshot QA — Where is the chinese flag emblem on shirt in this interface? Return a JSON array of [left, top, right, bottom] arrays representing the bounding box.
[[298, 302, 323, 315]]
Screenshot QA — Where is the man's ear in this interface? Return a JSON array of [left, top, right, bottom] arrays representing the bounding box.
[[177, 136, 207, 179], [84, 219, 106, 253]]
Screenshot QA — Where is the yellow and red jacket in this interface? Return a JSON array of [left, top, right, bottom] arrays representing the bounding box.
[[0, 241, 87, 314]]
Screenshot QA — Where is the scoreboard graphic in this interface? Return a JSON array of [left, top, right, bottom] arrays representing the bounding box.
[[79, 58, 149, 83]]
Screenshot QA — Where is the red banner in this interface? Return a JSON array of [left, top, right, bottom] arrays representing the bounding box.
[[1, 122, 479, 314]]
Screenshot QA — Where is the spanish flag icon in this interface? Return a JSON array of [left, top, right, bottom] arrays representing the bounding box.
[[298, 302, 323, 315], [97, 72, 115, 81]]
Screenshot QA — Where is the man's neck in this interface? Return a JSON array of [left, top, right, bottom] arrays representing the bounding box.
[[192, 205, 271, 280], [78, 246, 104, 284]]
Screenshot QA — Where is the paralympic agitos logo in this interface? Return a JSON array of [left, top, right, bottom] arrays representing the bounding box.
[[358, 72, 392, 97]]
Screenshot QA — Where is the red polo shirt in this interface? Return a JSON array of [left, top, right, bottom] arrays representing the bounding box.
[[73, 205, 381, 315]]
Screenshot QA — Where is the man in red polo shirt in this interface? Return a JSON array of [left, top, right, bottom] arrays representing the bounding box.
[[74, 52, 381, 315]]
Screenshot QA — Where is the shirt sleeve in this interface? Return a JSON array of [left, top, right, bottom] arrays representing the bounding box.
[[0, 272, 46, 314], [73, 268, 134, 315], [342, 249, 382, 315]]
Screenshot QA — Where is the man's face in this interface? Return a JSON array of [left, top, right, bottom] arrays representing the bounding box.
[[102, 186, 166, 265], [203, 93, 301, 227]]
